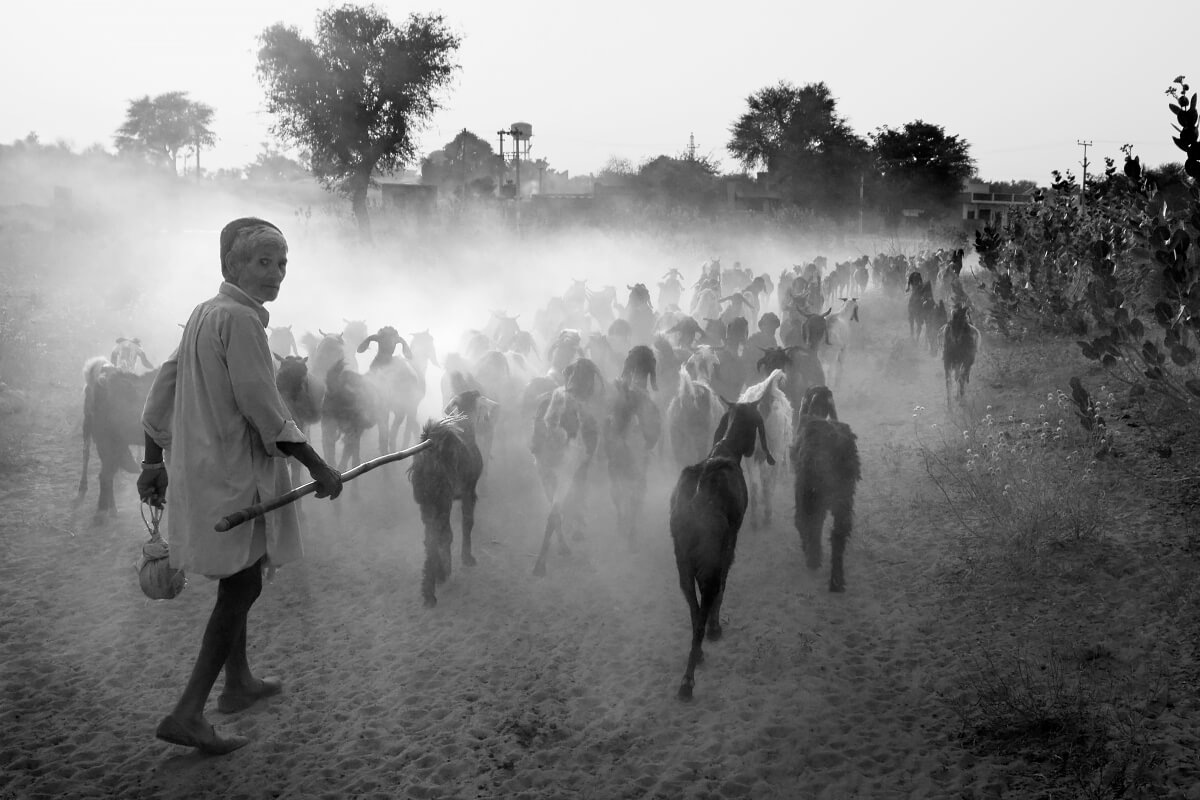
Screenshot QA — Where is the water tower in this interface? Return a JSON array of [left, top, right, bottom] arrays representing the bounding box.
[[498, 122, 533, 198]]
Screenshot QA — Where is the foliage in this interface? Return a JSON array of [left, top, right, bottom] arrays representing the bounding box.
[[420, 129, 501, 200], [727, 80, 871, 219], [244, 143, 312, 182], [113, 91, 215, 175], [257, 4, 461, 239], [974, 77, 1200, 422], [871, 120, 976, 223], [635, 153, 721, 213]]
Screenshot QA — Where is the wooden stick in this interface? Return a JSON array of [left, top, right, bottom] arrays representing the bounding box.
[[214, 439, 435, 532]]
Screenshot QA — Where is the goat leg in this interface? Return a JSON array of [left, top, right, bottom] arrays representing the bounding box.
[[533, 506, 560, 577], [829, 505, 852, 593], [676, 568, 706, 701], [460, 491, 477, 567]]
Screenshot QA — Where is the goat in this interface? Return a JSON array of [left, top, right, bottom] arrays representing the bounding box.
[[358, 326, 425, 452], [667, 353, 723, 469], [755, 345, 825, 418], [658, 268, 685, 310], [266, 325, 299, 358], [110, 338, 155, 372], [822, 298, 860, 387], [620, 344, 658, 393], [623, 283, 656, 347], [942, 305, 981, 406], [791, 386, 861, 592], [409, 392, 496, 607], [274, 353, 326, 494], [670, 399, 774, 700], [852, 256, 871, 296], [927, 300, 948, 356], [321, 358, 378, 470], [603, 375, 661, 548], [737, 368, 793, 528], [531, 358, 604, 576], [906, 273, 935, 340], [77, 357, 160, 512]]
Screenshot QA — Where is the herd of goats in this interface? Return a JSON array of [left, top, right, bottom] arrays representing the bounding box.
[[76, 249, 981, 699]]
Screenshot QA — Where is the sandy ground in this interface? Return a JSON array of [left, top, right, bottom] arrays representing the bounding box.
[[3, 292, 1199, 800]]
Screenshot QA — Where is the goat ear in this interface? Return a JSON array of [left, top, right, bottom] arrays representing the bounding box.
[[272, 352, 283, 363], [301, 356, 309, 364], [356, 335, 376, 353], [399, 337, 413, 360]]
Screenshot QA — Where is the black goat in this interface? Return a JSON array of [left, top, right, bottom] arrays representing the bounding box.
[[321, 359, 378, 470], [77, 357, 159, 512], [531, 358, 604, 575], [755, 345, 825, 418], [907, 273, 935, 340], [942, 305, 981, 406], [620, 344, 658, 393], [603, 375, 661, 548], [927, 300, 948, 356], [409, 392, 492, 607], [670, 399, 774, 700], [790, 386, 861, 592]]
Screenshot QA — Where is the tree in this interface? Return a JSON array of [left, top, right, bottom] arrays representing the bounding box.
[[257, 5, 461, 239], [245, 144, 312, 182], [727, 81, 871, 218], [637, 153, 721, 211], [114, 91, 215, 175], [870, 120, 975, 222], [420, 129, 500, 199]]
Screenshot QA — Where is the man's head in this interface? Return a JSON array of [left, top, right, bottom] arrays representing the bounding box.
[[220, 217, 287, 303]]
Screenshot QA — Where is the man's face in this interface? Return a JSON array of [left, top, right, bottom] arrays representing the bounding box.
[[233, 237, 288, 303]]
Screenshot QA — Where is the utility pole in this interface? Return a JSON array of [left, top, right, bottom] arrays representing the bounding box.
[[1076, 139, 1093, 212], [496, 129, 507, 196]]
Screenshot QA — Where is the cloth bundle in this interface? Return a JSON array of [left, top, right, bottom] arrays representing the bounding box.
[[136, 505, 186, 600]]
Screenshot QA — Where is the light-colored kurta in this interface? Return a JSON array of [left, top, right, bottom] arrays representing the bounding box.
[[142, 282, 307, 578]]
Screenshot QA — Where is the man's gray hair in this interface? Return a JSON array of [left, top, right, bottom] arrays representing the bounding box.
[[221, 220, 286, 280]]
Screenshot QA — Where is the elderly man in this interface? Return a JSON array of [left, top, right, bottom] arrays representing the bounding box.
[[138, 217, 342, 755]]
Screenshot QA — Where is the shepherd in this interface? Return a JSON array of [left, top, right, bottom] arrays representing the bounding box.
[[138, 218, 343, 755]]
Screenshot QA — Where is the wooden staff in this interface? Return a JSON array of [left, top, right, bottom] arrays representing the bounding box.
[[214, 439, 435, 532]]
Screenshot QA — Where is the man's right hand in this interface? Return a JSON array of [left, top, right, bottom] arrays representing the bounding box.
[[309, 461, 343, 500], [138, 466, 168, 508]]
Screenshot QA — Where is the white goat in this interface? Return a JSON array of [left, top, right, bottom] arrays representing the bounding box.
[[822, 297, 859, 388], [736, 368, 793, 528]]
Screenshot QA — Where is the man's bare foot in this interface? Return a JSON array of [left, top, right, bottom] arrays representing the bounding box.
[[216, 676, 283, 714], [155, 714, 249, 755]]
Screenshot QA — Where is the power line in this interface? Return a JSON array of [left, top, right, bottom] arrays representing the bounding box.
[[1076, 139, 1093, 212]]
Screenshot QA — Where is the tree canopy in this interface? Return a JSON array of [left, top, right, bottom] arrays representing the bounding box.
[[727, 81, 870, 218], [420, 129, 500, 199], [257, 4, 460, 237], [113, 91, 215, 175], [871, 120, 975, 221]]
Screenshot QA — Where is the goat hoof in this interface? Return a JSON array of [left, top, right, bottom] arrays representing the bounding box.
[[829, 580, 845, 593], [706, 626, 722, 642], [532, 562, 546, 577], [677, 684, 694, 701], [422, 595, 437, 608], [462, 553, 476, 567]]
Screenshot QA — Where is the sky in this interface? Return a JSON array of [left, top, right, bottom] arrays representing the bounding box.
[[3, 0, 1197, 183]]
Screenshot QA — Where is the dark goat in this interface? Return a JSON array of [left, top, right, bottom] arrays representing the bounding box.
[[603, 376, 661, 547], [409, 393, 492, 607], [942, 305, 981, 406], [927, 300, 948, 356], [756, 345, 826, 416], [621, 344, 658, 393], [77, 358, 159, 512], [321, 359, 378, 470], [791, 386, 861, 592], [667, 355, 723, 468], [275, 353, 326, 494], [906, 273, 935, 340], [623, 283, 656, 346], [531, 358, 604, 575], [670, 400, 774, 700]]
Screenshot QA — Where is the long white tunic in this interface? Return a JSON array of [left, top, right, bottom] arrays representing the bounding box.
[[142, 282, 307, 578]]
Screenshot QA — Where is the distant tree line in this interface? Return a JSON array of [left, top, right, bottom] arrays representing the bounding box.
[[70, 4, 1140, 239]]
